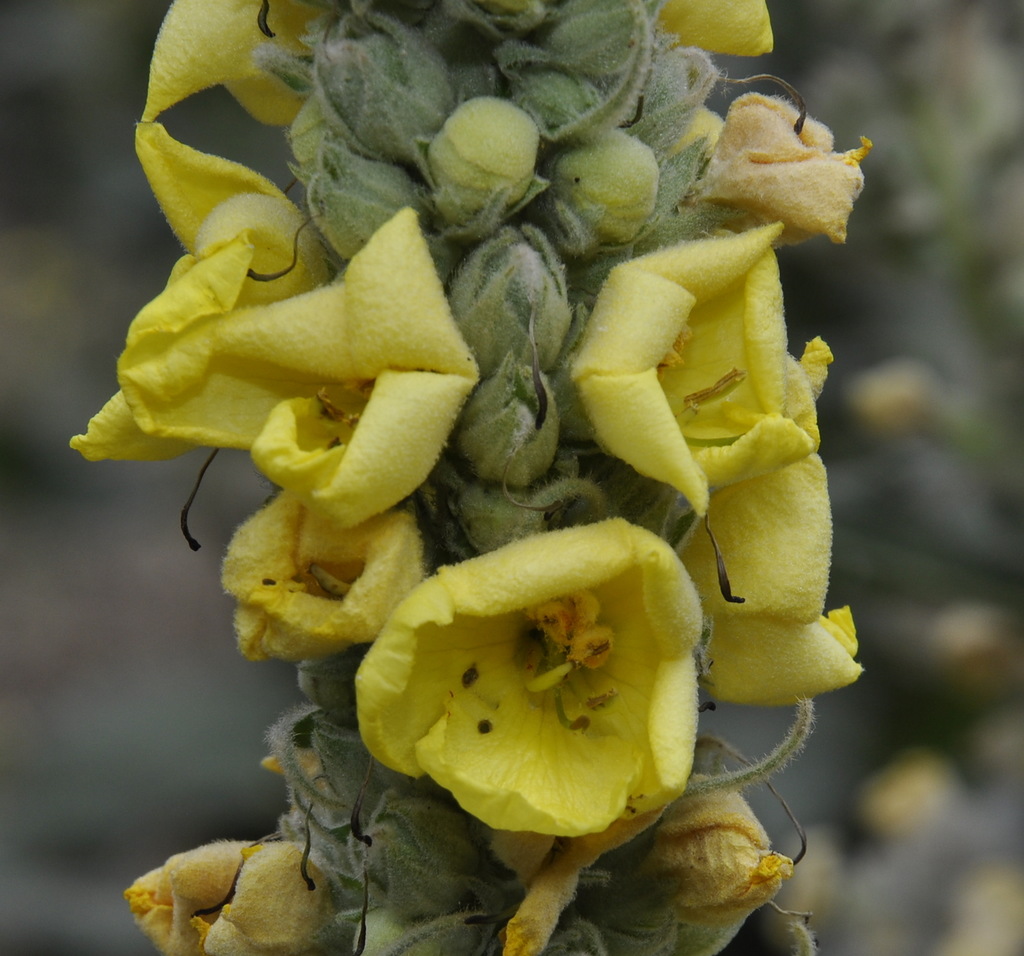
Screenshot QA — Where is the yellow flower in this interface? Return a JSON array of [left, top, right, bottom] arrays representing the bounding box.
[[659, 0, 773, 56], [572, 224, 818, 516], [643, 787, 792, 927], [73, 124, 328, 463], [222, 492, 424, 661], [73, 208, 477, 526], [202, 843, 332, 956], [680, 455, 863, 705], [355, 519, 703, 837], [700, 93, 872, 244], [144, 0, 320, 125]]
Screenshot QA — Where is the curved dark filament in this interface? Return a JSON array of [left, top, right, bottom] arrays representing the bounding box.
[[246, 217, 315, 283], [723, 73, 808, 134], [299, 800, 317, 891], [180, 448, 219, 551], [704, 513, 745, 604], [257, 0, 275, 38]]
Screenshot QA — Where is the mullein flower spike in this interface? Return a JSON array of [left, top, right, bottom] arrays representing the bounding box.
[[76, 0, 871, 953]]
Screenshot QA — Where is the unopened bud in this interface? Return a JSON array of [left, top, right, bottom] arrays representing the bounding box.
[[550, 130, 659, 252], [456, 353, 559, 486], [448, 228, 571, 376], [316, 20, 453, 166], [307, 134, 426, 259], [644, 788, 793, 928], [428, 97, 541, 231]]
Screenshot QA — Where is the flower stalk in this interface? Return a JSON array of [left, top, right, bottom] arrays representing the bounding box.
[[74, 1, 870, 954]]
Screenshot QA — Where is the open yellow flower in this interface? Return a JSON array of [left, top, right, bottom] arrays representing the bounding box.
[[573, 223, 818, 515], [700, 93, 872, 244], [355, 519, 703, 836], [145, 0, 320, 125], [223, 492, 424, 661], [680, 455, 862, 705], [659, 0, 773, 56], [74, 208, 477, 526]]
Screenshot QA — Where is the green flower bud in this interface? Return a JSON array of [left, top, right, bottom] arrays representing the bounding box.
[[549, 129, 659, 251], [448, 228, 571, 376], [456, 353, 559, 486], [370, 790, 480, 919], [499, 0, 652, 140], [288, 96, 326, 173], [307, 133, 425, 259], [316, 18, 454, 166], [428, 97, 541, 230], [456, 482, 547, 554]]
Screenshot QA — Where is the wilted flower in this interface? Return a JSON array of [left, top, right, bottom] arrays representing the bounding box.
[[700, 93, 872, 243]]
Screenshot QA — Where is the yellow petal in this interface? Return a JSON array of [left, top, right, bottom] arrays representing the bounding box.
[[681, 456, 861, 704], [659, 0, 773, 56], [701, 615, 863, 706], [136, 122, 286, 252], [143, 0, 317, 124], [341, 208, 478, 380], [685, 456, 831, 621], [222, 492, 425, 660], [125, 841, 248, 956], [70, 390, 196, 461], [202, 843, 333, 956], [250, 370, 474, 527], [573, 225, 811, 511], [700, 94, 869, 243]]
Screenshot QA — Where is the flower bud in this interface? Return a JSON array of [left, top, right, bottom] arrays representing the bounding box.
[[455, 482, 547, 553], [456, 353, 560, 486], [644, 788, 793, 928], [315, 19, 454, 166], [448, 227, 571, 376], [307, 133, 426, 259], [550, 130, 659, 252], [428, 97, 541, 231]]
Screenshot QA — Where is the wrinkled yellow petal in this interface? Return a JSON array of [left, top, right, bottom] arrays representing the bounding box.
[[660, 0, 773, 56], [645, 789, 792, 927], [124, 841, 247, 956], [202, 843, 332, 956], [250, 370, 474, 527], [223, 492, 424, 660], [681, 456, 862, 704], [136, 122, 285, 252], [356, 519, 703, 836], [144, 0, 317, 124], [70, 390, 195, 461]]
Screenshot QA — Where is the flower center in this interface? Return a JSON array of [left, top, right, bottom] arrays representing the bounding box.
[[522, 591, 617, 730]]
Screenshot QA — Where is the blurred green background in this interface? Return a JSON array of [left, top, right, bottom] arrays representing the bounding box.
[[2, 1, 1022, 954]]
